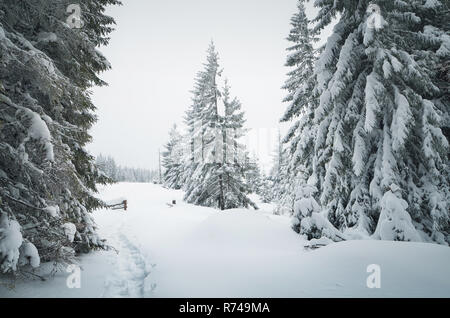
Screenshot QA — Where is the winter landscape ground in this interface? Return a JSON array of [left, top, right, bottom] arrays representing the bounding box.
[[1, 182, 449, 298]]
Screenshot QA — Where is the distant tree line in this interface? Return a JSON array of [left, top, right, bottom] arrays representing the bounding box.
[[96, 154, 159, 183]]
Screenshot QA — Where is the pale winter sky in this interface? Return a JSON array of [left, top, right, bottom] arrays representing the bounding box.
[[88, 0, 334, 172]]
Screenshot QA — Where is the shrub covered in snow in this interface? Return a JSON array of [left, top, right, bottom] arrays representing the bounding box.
[[373, 184, 422, 242], [300, 212, 347, 242], [292, 184, 320, 232]]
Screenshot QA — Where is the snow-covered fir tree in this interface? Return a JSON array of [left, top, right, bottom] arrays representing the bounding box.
[[373, 183, 422, 242], [183, 43, 257, 210], [180, 44, 217, 195], [243, 153, 263, 195], [0, 0, 120, 273], [270, 131, 284, 201], [288, 0, 449, 244], [162, 124, 184, 189], [278, 0, 319, 217], [259, 173, 276, 204], [271, 130, 296, 215], [292, 183, 321, 234]]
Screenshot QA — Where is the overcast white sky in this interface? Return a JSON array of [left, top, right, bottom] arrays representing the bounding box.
[[88, 0, 333, 172]]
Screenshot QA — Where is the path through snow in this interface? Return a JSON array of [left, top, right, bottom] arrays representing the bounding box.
[[102, 226, 152, 297]]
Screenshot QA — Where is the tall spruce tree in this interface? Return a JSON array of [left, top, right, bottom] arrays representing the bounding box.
[[218, 83, 257, 209], [183, 43, 256, 210], [289, 0, 449, 244], [279, 0, 319, 216], [243, 153, 263, 195], [259, 173, 276, 204], [162, 124, 184, 190], [0, 0, 120, 273], [181, 44, 219, 195], [271, 131, 294, 215]]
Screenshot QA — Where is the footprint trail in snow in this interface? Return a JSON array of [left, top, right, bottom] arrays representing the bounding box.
[[102, 225, 155, 298]]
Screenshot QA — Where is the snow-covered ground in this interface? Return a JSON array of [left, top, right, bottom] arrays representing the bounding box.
[[1, 182, 450, 298]]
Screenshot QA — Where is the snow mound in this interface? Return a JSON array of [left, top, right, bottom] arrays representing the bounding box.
[[62, 223, 77, 242], [0, 214, 23, 273], [19, 242, 40, 268], [24, 109, 54, 161], [183, 209, 302, 252], [297, 240, 450, 297], [44, 206, 60, 218]]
